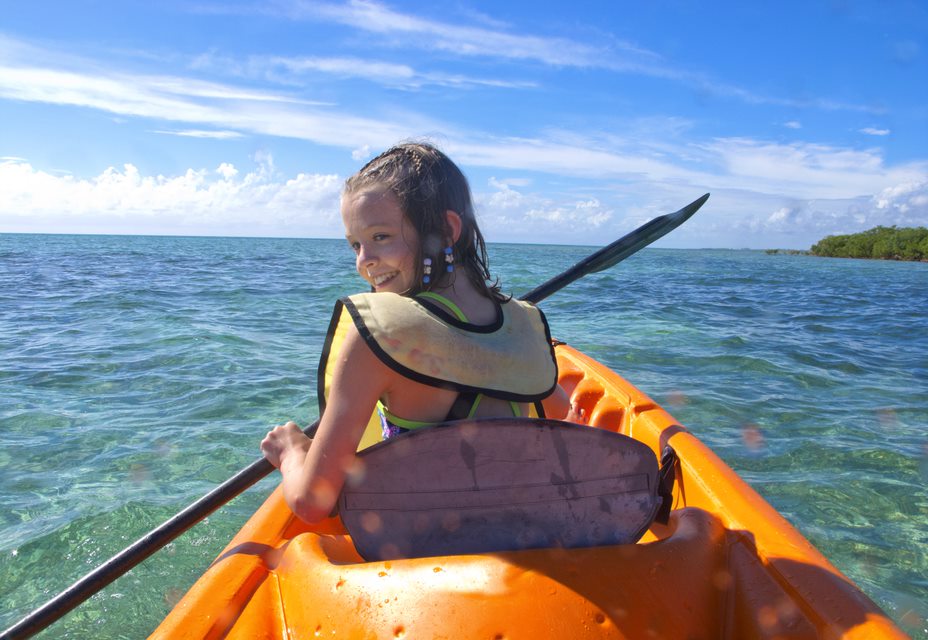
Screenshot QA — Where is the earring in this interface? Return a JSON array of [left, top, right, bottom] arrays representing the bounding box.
[[444, 246, 454, 273], [423, 257, 432, 284]]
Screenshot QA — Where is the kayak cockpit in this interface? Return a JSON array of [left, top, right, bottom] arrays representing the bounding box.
[[154, 502, 831, 639], [148, 344, 906, 639]]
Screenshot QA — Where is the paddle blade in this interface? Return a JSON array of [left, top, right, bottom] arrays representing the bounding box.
[[520, 193, 709, 304]]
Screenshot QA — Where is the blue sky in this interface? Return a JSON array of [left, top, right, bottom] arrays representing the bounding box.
[[0, 1, 925, 248]]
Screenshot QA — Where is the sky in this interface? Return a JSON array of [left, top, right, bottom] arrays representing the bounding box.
[[0, 1, 926, 248]]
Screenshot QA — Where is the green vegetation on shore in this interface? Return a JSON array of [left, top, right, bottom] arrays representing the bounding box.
[[810, 226, 928, 261]]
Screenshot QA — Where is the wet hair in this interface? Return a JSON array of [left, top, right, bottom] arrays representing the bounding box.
[[344, 141, 503, 300]]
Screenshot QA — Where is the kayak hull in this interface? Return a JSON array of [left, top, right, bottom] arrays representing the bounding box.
[[150, 344, 905, 639]]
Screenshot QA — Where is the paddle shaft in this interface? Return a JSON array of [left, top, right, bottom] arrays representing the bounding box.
[[1, 193, 708, 640]]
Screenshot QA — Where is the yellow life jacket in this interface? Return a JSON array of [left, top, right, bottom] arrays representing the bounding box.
[[317, 292, 558, 449]]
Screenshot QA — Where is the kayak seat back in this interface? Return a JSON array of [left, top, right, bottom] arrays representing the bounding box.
[[338, 418, 663, 561]]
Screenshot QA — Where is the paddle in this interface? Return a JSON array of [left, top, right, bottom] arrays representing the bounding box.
[[0, 193, 708, 640], [521, 193, 709, 304]]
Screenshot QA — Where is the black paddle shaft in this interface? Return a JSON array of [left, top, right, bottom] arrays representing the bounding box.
[[0, 193, 708, 640]]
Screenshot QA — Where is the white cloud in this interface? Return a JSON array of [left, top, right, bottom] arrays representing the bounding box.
[[352, 145, 372, 161], [263, 55, 416, 82], [152, 129, 244, 139], [573, 199, 613, 227], [4, 56, 683, 185], [302, 0, 635, 67], [784, 121, 802, 129], [860, 127, 891, 136], [0, 157, 343, 237], [2, 151, 924, 248], [261, 1, 881, 113], [485, 177, 529, 210], [0, 43, 435, 151], [873, 179, 928, 223], [524, 199, 612, 227], [216, 163, 238, 179], [697, 138, 926, 200], [477, 179, 613, 241], [454, 137, 704, 185], [683, 178, 928, 249], [242, 54, 536, 90], [0, 30, 922, 248], [768, 206, 796, 224]]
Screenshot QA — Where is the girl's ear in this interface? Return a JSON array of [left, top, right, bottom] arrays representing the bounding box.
[[445, 210, 463, 244]]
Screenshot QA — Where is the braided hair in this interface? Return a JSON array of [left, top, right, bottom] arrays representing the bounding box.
[[344, 142, 502, 300]]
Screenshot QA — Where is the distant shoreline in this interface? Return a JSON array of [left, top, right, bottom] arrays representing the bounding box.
[[765, 249, 811, 256], [767, 226, 928, 262]]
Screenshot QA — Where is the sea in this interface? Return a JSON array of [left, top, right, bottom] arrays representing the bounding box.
[[1, 233, 926, 638]]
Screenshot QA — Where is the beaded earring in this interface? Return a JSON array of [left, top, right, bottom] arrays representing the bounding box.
[[444, 246, 454, 273], [423, 257, 432, 284]]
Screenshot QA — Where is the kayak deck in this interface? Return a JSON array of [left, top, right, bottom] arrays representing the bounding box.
[[150, 343, 905, 639]]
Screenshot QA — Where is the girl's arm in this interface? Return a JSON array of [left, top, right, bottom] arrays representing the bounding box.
[[542, 384, 587, 424], [261, 324, 390, 523]]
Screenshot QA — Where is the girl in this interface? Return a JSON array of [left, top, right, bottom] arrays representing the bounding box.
[[261, 142, 576, 523]]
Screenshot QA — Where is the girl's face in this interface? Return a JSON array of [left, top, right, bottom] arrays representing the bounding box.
[[342, 189, 420, 294]]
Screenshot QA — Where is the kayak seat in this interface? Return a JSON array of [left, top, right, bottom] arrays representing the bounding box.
[[338, 418, 664, 561]]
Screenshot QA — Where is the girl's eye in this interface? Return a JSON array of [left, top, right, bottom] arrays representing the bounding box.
[[373, 233, 388, 241], [349, 241, 360, 253]]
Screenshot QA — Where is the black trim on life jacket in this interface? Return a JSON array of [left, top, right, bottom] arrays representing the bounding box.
[[413, 296, 505, 333], [339, 296, 558, 404], [316, 298, 346, 418]]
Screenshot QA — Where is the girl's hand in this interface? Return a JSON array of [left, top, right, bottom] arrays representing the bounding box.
[[261, 421, 311, 468], [565, 401, 588, 425]]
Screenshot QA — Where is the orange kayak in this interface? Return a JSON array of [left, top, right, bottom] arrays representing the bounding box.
[[150, 343, 906, 639]]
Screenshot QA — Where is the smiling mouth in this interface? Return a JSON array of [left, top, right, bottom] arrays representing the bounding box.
[[371, 271, 399, 288]]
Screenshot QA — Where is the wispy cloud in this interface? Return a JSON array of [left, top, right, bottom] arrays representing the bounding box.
[[293, 0, 648, 67], [1, 14, 923, 249], [860, 127, 891, 136], [152, 129, 245, 139], [2, 39, 923, 206], [0, 55, 432, 149], [252, 0, 884, 114], [697, 138, 925, 199], [200, 52, 538, 90], [3, 41, 922, 207]]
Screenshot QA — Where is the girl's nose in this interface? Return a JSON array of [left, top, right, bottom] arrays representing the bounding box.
[[357, 244, 376, 268]]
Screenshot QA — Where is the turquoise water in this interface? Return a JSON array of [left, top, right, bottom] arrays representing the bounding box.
[[1, 234, 926, 638]]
